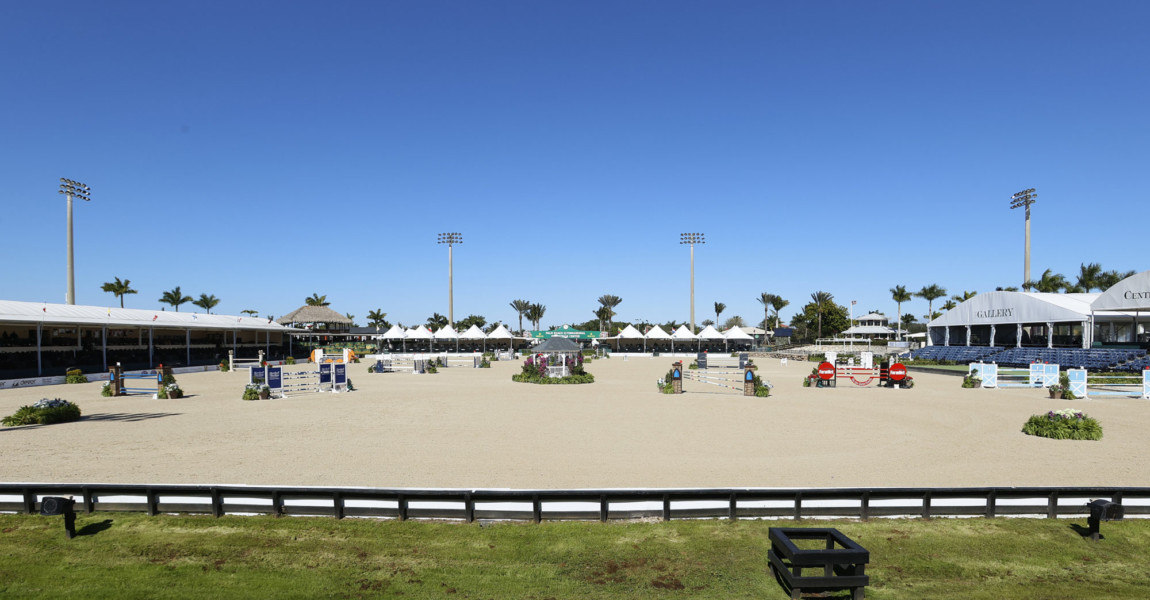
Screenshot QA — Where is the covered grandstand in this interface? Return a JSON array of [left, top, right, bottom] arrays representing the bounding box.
[[0, 300, 290, 379], [913, 270, 1150, 370]]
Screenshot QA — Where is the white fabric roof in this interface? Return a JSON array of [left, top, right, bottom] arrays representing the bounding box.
[[486, 324, 513, 339], [671, 325, 697, 339], [0, 299, 288, 332], [406, 325, 433, 339], [723, 326, 753, 340], [1091, 270, 1150, 312], [382, 325, 407, 340], [927, 291, 1100, 328], [432, 325, 458, 340], [697, 325, 725, 340], [615, 324, 645, 339], [645, 326, 671, 339], [856, 312, 887, 322], [841, 325, 895, 335], [460, 325, 486, 339]]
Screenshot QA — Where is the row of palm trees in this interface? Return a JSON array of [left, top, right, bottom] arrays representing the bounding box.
[[509, 299, 546, 334], [101, 277, 220, 314], [1023, 263, 1135, 293]]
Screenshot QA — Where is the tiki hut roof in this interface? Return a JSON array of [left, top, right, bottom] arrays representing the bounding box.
[[276, 305, 352, 327]]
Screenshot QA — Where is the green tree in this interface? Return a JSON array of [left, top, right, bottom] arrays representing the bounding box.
[[597, 294, 622, 333], [809, 291, 835, 339], [714, 301, 726, 329], [793, 295, 849, 340], [305, 293, 330, 306], [345, 313, 358, 327], [942, 300, 957, 311], [426, 313, 448, 329], [240, 309, 259, 317], [756, 293, 780, 335], [594, 306, 612, 333], [101, 277, 138, 308], [367, 309, 389, 330], [722, 315, 745, 329], [890, 285, 912, 341], [526, 303, 546, 330], [159, 286, 192, 312], [770, 296, 789, 330], [1097, 269, 1136, 291], [1076, 262, 1103, 292], [915, 284, 947, 327], [456, 314, 487, 331], [509, 299, 531, 335], [1024, 269, 1068, 293], [193, 293, 220, 314]]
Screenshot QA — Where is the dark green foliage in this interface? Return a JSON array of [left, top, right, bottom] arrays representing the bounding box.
[[1022, 410, 1103, 440], [65, 369, 88, 384], [2, 398, 81, 426], [219, 362, 230, 372]]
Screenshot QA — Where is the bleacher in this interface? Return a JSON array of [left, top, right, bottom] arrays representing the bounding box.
[[910, 346, 1003, 363]]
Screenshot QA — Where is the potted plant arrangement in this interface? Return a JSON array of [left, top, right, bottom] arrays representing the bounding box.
[[242, 383, 270, 401], [1048, 372, 1076, 400], [158, 382, 184, 399], [962, 372, 982, 388], [3, 398, 82, 426], [1022, 408, 1101, 440]]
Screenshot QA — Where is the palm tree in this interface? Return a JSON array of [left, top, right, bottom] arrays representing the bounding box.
[[597, 295, 622, 333], [890, 285, 912, 341], [915, 284, 947, 330], [952, 290, 977, 302], [526, 303, 546, 330], [1024, 269, 1068, 293], [101, 277, 138, 308], [1097, 269, 1136, 291], [305, 293, 330, 307], [810, 291, 834, 339], [770, 296, 789, 330], [509, 299, 531, 335], [345, 313, 357, 327], [193, 293, 220, 314], [996, 286, 1020, 292], [1076, 263, 1103, 292], [713, 301, 726, 329], [756, 293, 779, 334], [240, 309, 259, 317], [594, 306, 612, 333], [159, 286, 192, 312], [942, 300, 957, 311], [367, 309, 388, 330], [426, 313, 448, 329]]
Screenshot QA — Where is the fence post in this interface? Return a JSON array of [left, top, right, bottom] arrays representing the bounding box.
[[794, 492, 802, 520], [333, 492, 344, 519], [22, 488, 36, 514], [210, 487, 222, 518], [82, 486, 94, 513], [1047, 490, 1058, 519], [986, 489, 997, 519], [228, 350, 234, 372], [662, 494, 671, 521], [532, 494, 541, 524], [146, 489, 158, 516], [922, 490, 932, 518], [599, 495, 608, 522], [860, 491, 870, 520], [465, 492, 474, 523], [272, 491, 283, 517], [397, 494, 408, 521], [728, 493, 737, 520]]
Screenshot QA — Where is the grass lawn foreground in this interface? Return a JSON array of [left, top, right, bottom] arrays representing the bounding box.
[[2, 513, 1149, 599]]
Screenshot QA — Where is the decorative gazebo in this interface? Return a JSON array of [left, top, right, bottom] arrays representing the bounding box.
[[531, 336, 583, 378]]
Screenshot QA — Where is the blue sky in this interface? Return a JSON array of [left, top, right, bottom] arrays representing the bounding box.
[[2, 1, 1147, 329]]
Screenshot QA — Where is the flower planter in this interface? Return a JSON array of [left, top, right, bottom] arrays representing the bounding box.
[[1048, 388, 1063, 399]]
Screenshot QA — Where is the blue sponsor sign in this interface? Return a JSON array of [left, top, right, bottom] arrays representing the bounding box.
[[334, 363, 346, 385], [250, 366, 265, 385], [319, 363, 332, 384], [267, 366, 282, 391]]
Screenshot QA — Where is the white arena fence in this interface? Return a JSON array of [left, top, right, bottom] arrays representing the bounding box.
[[2, 484, 1148, 522]]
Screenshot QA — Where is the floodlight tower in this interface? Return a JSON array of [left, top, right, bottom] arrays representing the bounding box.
[[437, 232, 463, 325], [680, 232, 705, 333], [59, 178, 91, 305], [1010, 188, 1038, 290]]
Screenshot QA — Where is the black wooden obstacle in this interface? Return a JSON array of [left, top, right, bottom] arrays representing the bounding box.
[[768, 527, 869, 599]]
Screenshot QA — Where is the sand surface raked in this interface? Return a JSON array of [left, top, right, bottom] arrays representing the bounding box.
[[2, 356, 1149, 489]]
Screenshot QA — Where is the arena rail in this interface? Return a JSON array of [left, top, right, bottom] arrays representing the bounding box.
[[2, 484, 1148, 523]]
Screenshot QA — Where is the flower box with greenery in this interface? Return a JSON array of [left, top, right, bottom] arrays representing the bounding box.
[[286, 356, 296, 365], [1047, 373, 1077, 400], [1022, 409, 1102, 441], [101, 382, 114, 397], [219, 361, 230, 373], [65, 369, 88, 384], [512, 355, 594, 384], [962, 373, 982, 389], [3, 398, 81, 426], [242, 384, 270, 401], [158, 383, 184, 399]]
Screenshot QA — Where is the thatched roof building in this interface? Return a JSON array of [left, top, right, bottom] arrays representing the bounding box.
[[277, 305, 352, 329]]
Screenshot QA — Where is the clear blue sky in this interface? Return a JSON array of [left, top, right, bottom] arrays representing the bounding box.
[[3, 1, 1147, 329]]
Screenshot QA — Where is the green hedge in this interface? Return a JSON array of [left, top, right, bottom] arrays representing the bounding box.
[[1022, 409, 1102, 441], [2, 398, 82, 426]]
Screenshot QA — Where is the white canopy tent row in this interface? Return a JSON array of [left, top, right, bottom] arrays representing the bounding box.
[[374, 323, 518, 353], [925, 271, 1150, 348]]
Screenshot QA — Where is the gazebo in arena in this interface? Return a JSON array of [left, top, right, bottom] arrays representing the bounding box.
[[530, 336, 583, 377]]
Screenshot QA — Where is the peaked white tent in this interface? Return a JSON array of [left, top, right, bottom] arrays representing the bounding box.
[[697, 325, 725, 339], [382, 325, 406, 340], [721, 326, 753, 351], [645, 326, 671, 339], [460, 324, 487, 350], [671, 325, 698, 352], [433, 325, 458, 340], [614, 324, 645, 351], [485, 324, 514, 351]]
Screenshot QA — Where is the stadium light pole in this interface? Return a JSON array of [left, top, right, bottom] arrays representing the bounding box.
[[59, 178, 91, 305], [680, 232, 705, 333], [437, 232, 462, 326], [1010, 188, 1038, 290]]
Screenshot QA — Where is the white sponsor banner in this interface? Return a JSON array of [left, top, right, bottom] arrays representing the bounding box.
[[0, 376, 67, 390], [0, 365, 219, 390]]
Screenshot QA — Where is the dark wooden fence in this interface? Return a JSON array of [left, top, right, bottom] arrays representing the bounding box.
[[2, 484, 1147, 522]]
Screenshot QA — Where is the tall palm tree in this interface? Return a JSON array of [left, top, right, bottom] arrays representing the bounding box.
[[942, 300, 957, 311], [890, 285, 912, 341], [100, 277, 138, 308], [810, 291, 834, 339], [1076, 263, 1103, 292], [159, 286, 192, 311], [305, 293, 330, 307], [240, 309, 259, 317], [345, 313, 357, 327], [594, 306, 612, 333], [770, 296, 790, 331], [713, 301, 726, 329], [193, 293, 220, 314], [426, 313, 448, 329], [915, 284, 947, 330], [597, 295, 622, 333], [526, 303, 546, 330], [953, 290, 977, 302], [367, 309, 388, 330], [509, 299, 531, 335], [1097, 269, 1136, 291], [756, 293, 778, 335]]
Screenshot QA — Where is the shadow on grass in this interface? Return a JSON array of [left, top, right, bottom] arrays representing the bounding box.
[[76, 519, 114, 537], [83, 412, 181, 422], [1069, 523, 1104, 540]]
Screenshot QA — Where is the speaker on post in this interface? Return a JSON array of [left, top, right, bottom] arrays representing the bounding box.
[[39, 496, 77, 539]]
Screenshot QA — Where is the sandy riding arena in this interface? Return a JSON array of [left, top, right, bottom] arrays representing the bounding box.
[[2, 357, 1149, 489]]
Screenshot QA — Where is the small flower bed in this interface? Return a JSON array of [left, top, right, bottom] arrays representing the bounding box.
[[1022, 408, 1102, 441], [158, 383, 184, 399], [3, 398, 82, 426], [512, 355, 594, 384], [65, 369, 88, 384]]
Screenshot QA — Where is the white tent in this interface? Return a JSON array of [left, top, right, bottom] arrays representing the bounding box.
[[697, 325, 725, 340], [671, 325, 698, 352], [645, 326, 671, 339], [433, 325, 458, 340], [723, 326, 753, 340], [485, 323, 514, 351], [382, 325, 406, 340], [460, 324, 487, 351], [1091, 270, 1150, 312], [613, 324, 645, 351]]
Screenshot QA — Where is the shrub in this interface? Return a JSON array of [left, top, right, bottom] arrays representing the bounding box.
[[162, 372, 177, 386], [158, 383, 183, 399], [2, 398, 82, 426], [286, 356, 296, 365], [659, 369, 677, 394], [425, 363, 438, 374], [751, 373, 771, 397], [219, 362, 230, 372], [808, 353, 826, 363], [241, 384, 267, 401], [101, 382, 114, 397], [961, 373, 982, 388], [65, 369, 88, 384], [1022, 409, 1102, 441], [479, 357, 491, 368], [688, 361, 699, 370]]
